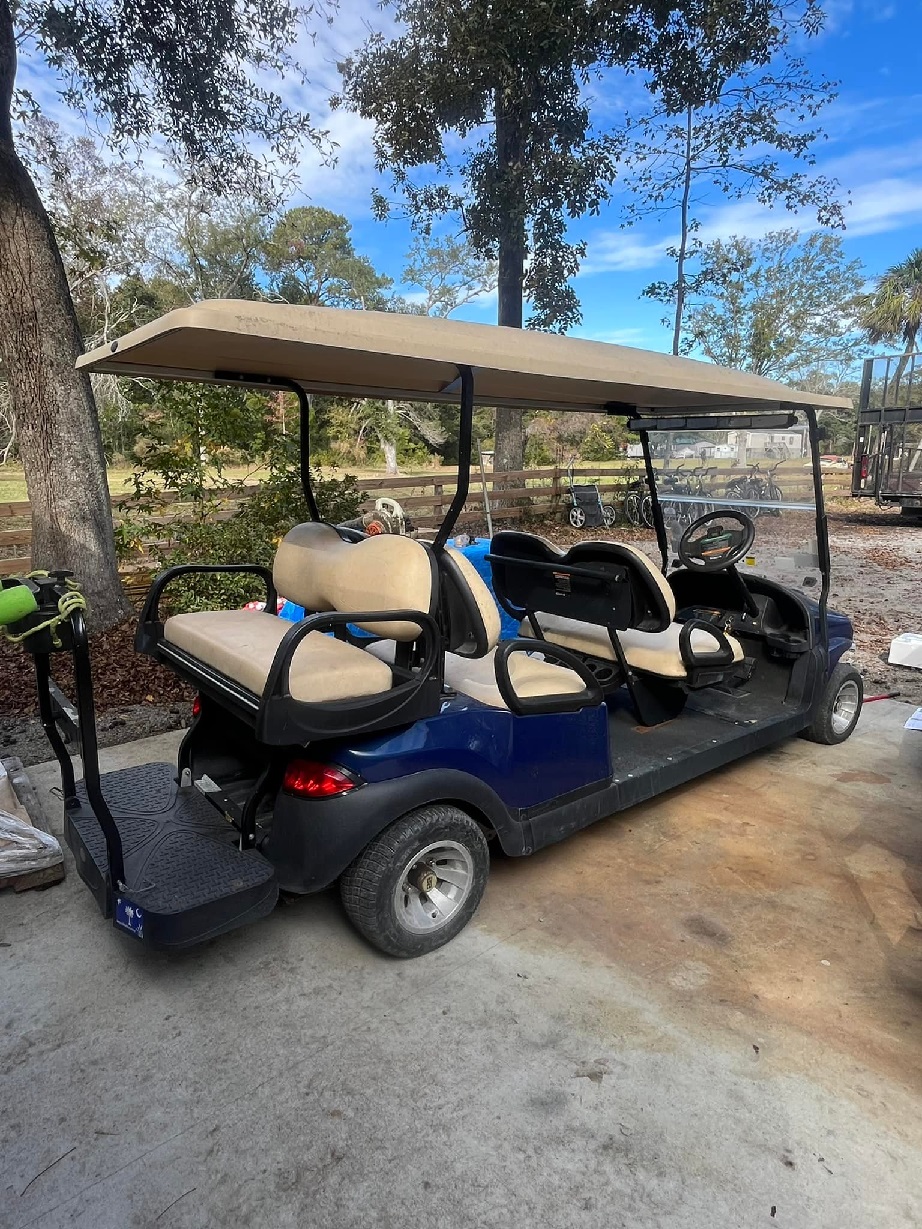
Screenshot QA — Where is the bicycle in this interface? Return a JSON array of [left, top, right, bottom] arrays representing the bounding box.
[[623, 475, 654, 528], [760, 461, 784, 516], [725, 463, 764, 518], [726, 462, 783, 518]]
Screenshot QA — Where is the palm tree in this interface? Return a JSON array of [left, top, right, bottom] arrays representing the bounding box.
[[859, 249, 922, 404]]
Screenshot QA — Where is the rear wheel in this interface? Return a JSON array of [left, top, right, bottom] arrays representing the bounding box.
[[802, 663, 863, 745], [624, 492, 641, 526], [340, 805, 489, 957], [568, 506, 586, 528]]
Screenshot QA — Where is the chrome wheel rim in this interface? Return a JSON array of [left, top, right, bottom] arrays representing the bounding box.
[[394, 841, 475, 935], [570, 507, 585, 527], [831, 679, 860, 735]]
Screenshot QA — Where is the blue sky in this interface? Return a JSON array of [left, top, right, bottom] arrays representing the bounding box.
[[16, 0, 922, 354]]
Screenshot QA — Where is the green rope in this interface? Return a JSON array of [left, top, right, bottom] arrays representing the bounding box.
[[0, 572, 87, 648]]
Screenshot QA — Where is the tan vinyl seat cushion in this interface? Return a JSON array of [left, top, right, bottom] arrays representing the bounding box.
[[520, 613, 744, 681], [273, 522, 434, 640], [367, 639, 586, 711], [164, 610, 393, 703]]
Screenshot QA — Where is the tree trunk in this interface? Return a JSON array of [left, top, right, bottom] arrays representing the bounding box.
[[379, 405, 399, 475], [492, 88, 527, 489], [0, 1, 129, 628], [672, 105, 694, 357]]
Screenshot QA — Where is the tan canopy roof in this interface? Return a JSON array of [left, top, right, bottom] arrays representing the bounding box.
[[78, 300, 850, 413]]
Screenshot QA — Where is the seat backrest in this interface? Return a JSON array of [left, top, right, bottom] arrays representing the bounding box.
[[273, 523, 437, 641], [437, 547, 501, 658], [489, 531, 674, 634]]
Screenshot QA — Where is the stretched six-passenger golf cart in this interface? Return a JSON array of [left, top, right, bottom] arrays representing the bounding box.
[[1, 304, 861, 956]]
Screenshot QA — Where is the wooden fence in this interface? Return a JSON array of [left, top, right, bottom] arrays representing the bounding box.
[[0, 464, 852, 576]]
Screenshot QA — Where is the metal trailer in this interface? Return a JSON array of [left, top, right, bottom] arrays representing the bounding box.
[[852, 351, 922, 517]]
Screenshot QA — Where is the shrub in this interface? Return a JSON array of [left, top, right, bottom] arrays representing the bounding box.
[[118, 429, 361, 613]]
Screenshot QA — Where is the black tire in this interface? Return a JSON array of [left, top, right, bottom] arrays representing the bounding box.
[[624, 492, 641, 526], [801, 663, 863, 745], [601, 503, 617, 529], [340, 804, 490, 958], [641, 494, 655, 528]]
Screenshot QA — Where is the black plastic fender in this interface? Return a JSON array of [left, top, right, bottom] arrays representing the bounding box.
[[262, 768, 524, 893]]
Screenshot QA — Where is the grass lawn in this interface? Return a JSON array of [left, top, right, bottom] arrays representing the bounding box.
[[0, 456, 849, 507]]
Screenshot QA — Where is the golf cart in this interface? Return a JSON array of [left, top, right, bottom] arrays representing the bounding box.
[[1, 304, 860, 956]]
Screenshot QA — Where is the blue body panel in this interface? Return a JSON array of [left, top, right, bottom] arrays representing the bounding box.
[[806, 601, 853, 671], [331, 695, 612, 811]]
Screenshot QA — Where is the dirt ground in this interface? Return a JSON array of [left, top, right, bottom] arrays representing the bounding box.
[[1, 499, 919, 765]]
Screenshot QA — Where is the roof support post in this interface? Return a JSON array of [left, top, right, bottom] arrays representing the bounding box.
[[270, 376, 321, 522], [432, 365, 475, 552], [640, 429, 669, 573], [805, 406, 830, 655]]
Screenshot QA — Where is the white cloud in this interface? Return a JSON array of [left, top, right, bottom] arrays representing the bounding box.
[[580, 230, 674, 274], [581, 132, 922, 277], [577, 326, 653, 347]]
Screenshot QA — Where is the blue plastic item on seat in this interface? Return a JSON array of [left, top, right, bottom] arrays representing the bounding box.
[[276, 537, 518, 639], [449, 538, 519, 640]]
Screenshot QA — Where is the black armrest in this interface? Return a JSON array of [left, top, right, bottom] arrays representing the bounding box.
[[259, 609, 442, 736], [678, 619, 736, 671], [136, 564, 276, 653], [493, 639, 603, 716]]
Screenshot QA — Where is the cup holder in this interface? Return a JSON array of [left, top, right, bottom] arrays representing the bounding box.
[[585, 657, 618, 688]]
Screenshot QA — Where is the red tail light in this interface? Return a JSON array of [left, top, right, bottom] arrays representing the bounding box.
[[282, 759, 356, 799], [860, 455, 869, 480], [191, 695, 202, 719]]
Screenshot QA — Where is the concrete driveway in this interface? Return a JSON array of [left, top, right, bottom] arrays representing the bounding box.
[[2, 702, 921, 1229]]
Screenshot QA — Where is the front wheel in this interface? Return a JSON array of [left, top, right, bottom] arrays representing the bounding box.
[[568, 506, 586, 528], [601, 503, 617, 529], [340, 804, 490, 957], [801, 663, 863, 745], [766, 482, 783, 516]]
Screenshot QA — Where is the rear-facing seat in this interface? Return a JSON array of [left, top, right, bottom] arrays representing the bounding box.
[[163, 523, 434, 702], [139, 522, 443, 742]]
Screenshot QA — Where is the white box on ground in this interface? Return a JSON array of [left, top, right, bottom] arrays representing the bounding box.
[[888, 632, 922, 669]]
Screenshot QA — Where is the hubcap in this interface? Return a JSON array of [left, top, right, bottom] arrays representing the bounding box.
[[571, 508, 585, 527], [831, 679, 860, 735], [395, 841, 475, 934]]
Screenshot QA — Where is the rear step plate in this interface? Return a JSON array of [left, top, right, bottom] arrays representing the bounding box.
[[65, 762, 278, 949]]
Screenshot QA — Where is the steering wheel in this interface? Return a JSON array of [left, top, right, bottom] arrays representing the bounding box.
[[678, 510, 756, 573]]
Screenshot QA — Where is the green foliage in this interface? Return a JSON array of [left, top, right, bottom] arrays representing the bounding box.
[[580, 420, 626, 461], [118, 400, 361, 612], [10, 0, 330, 192], [624, 3, 842, 353], [858, 248, 922, 353], [678, 230, 867, 385], [402, 233, 497, 317], [127, 381, 277, 501], [336, 0, 636, 333], [262, 206, 394, 308]]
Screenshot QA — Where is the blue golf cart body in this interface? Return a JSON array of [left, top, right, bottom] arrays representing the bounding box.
[[1, 302, 860, 956]]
